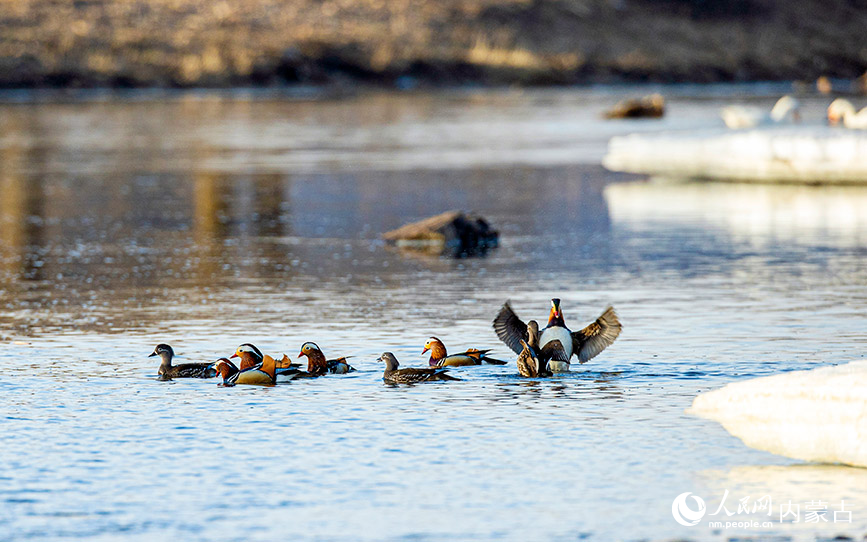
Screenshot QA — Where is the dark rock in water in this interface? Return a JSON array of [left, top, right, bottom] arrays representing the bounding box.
[[604, 94, 665, 119], [382, 211, 498, 257]]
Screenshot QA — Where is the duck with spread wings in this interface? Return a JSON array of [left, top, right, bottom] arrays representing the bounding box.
[[493, 298, 621, 372]]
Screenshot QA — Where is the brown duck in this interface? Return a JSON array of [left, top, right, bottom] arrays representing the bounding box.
[[493, 298, 621, 372], [516, 321, 553, 378], [150, 344, 216, 380], [379, 352, 460, 384], [422, 337, 507, 367], [297, 342, 355, 375]]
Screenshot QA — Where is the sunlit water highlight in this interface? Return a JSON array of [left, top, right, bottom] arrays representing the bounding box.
[[0, 87, 865, 541]]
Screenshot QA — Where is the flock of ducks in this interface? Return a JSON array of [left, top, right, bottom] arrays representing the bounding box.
[[149, 299, 622, 386], [720, 95, 867, 129]]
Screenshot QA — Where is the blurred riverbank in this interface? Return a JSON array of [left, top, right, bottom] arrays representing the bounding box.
[[2, 0, 866, 88]]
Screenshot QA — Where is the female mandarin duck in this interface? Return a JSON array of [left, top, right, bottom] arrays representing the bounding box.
[[516, 321, 552, 378], [297, 342, 355, 375], [225, 344, 301, 385], [379, 352, 460, 384], [421, 337, 507, 367], [150, 344, 216, 380], [493, 298, 621, 372]]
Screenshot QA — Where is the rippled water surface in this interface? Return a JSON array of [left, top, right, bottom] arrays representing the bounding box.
[[1, 87, 866, 541]]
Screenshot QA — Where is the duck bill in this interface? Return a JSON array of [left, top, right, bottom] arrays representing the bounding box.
[[230, 353, 238, 359], [148, 351, 157, 357], [421, 346, 429, 355], [297, 352, 305, 359]]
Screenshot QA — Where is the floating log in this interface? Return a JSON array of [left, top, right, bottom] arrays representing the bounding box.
[[603, 127, 867, 183], [382, 211, 498, 256], [603, 94, 665, 119]]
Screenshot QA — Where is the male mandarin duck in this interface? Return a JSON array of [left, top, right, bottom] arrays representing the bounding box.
[[150, 344, 216, 380], [232, 343, 267, 371], [213, 358, 240, 386], [516, 321, 553, 378], [226, 344, 301, 385], [379, 352, 460, 384], [297, 342, 355, 375], [228, 342, 300, 381], [493, 298, 621, 372], [421, 337, 507, 367]]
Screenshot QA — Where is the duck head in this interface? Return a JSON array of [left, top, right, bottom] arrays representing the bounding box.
[[149, 343, 174, 359], [213, 358, 238, 380], [547, 299, 566, 328], [150, 344, 174, 373], [298, 342, 322, 358], [231, 343, 264, 370], [378, 352, 400, 372], [421, 337, 447, 361], [298, 341, 327, 372], [526, 320, 540, 347]]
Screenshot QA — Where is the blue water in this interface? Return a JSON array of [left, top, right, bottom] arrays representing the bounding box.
[[0, 88, 866, 541]]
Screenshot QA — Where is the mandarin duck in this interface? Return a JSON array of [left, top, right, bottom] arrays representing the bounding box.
[[379, 352, 460, 384], [230, 343, 300, 381], [213, 358, 240, 386], [232, 343, 267, 370], [493, 298, 621, 372], [421, 337, 507, 367], [215, 357, 298, 386], [226, 344, 301, 385], [297, 342, 355, 375], [516, 321, 552, 378], [150, 344, 216, 380]]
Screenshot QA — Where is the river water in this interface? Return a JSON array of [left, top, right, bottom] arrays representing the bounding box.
[[1, 87, 865, 541]]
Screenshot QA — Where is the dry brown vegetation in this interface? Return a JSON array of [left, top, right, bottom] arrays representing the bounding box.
[[1, 0, 866, 87]]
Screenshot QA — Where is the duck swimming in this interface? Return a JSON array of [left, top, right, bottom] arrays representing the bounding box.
[[493, 299, 621, 372], [379, 352, 460, 384], [232, 343, 267, 370], [225, 344, 301, 385], [224, 344, 278, 385], [297, 342, 355, 375], [421, 337, 507, 367], [516, 321, 553, 378], [150, 344, 216, 380], [213, 358, 240, 386]]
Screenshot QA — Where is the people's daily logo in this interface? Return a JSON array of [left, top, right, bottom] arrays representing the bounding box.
[[672, 492, 707, 526]]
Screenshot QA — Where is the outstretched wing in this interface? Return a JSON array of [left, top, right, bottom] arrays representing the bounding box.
[[492, 301, 528, 355], [572, 306, 622, 363]]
